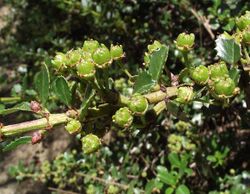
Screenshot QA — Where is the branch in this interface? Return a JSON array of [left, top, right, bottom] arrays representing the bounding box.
[[0, 113, 70, 138]]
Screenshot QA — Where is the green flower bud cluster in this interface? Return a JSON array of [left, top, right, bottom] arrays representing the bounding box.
[[208, 61, 238, 99], [168, 134, 196, 153], [81, 134, 101, 154], [175, 121, 192, 132], [65, 119, 82, 134], [187, 61, 239, 100], [242, 28, 250, 44], [175, 32, 195, 51], [235, 11, 250, 31], [176, 87, 194, 104], [144, 40, 162, 65], [112, 93, 148, 128], [107, 185, 120, 194], [51, 40, 124, 78]]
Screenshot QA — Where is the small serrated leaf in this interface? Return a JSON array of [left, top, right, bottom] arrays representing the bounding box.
[[3, 136, 31, 152], [215, 37, 241, 64], [53, 76, 72, 107], [134, 71, 155, 94], [148, 45, 169, 82], [0, 102, 31, 115], [176, 184, 190, 194], [34, 64, 50, 105]]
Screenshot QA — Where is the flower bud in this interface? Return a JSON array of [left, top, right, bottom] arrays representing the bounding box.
[[112, 107, 133, 128], [235, 11, 250, 31], [213, 77, 236, 97], [65, 119, 82, 134], [77, 60, 95, 79], [51, 52, 67, 70], [82, 40, 100, 54], [110, 44, 124, 59], [107, 185, 120, 194], [175, 33, 195, 50], [92, 45, 111, 68], [81, 134, 101, 154], [190, 65, 209, 85], [243, 29, 250, 44], [128, 93, 148, 115], [176, 87, 194, 104], [208, 61, 229, 80], [147, 40, 162, 53], [65, 50, 81, 67]]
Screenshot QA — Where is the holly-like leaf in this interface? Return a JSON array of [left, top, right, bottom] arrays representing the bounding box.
[[148, 45, 169, 82], [145, 180, 163, 194], [156, 166, 177, 186], [34, 63, 50, 105], [3, 136, 31, 152], [53, 76, 72, 107], [168, 153, 182, 169], [134, 71, 156, 94], [176, 185, 190, 194], [215, 37, 241, 64], [0, 102, 31, 115]]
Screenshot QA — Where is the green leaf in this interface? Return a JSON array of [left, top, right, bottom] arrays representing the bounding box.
[[168, 153, 182, 169], [165, 187, 175, 194], [3, 136, 31, 152], [79, 85, 96, 120], [34, 63, 50, 105], [0, 102, 31, 115], [148, 45, 169, 81], [53, 76, 72, 106], [145, 180, 163, 194], [157, 166, 177, 186], [215, 37, 241, 64], [176, 185, 190, 194], [134, 71, 155, 94], [229, 67, 240, 85]]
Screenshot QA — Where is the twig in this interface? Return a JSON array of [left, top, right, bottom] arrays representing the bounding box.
[[48, 187, 80, 194], [76, 172, 145, 192], [189, 8, 215, 40]]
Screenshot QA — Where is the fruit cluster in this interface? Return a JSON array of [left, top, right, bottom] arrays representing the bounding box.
[[52, 40, 124, 79]]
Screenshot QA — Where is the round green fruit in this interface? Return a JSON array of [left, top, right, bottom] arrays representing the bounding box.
[[209, 61, 229, 80], [235, 11, 250, 31], [77, 60, 95, 79], [128, 93, 148, 115], [92, 45, 111, 68], [112, 107, 133, 128], [65, 119, 82, 134], [175, 32, 195, 50], [51, 52, 67, 70], [176, 87, 194, 104], [214, 77, 236, 97], [110, 44, 124, 59], [66, 50, 81, 67], [243, 29, 250, 44], [190, 65, 209, 85], [81, 134, 101, 154], [82, 40, 100, 54]]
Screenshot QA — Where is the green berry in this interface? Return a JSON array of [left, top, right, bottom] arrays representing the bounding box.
[[107, 185, 120, 194], [209, 61, 229, 80], [112, 107, 133, 128], [235, 11, 250, 31], [243, 29, 250, 44], [82, 40, 100, 54], [128, 93, 148, 115], [77, 60, 95, 79], [190, 65, 209, 85], [65, 119, 82, 134], [92, 45, 111, 68], [81, 134, 101, 154], [214, 77, 236, 97], [65, 50, 81, 67], [110, 44, 124, 59], [51, 52, 67, 70], [176, 87, 194, 104], [176, 32, 195, 50], [147, 40, 162, 53]]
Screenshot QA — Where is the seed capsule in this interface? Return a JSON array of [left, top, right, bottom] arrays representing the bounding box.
[[112, 107, 133, 128], [81, 134, 101, 154]]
